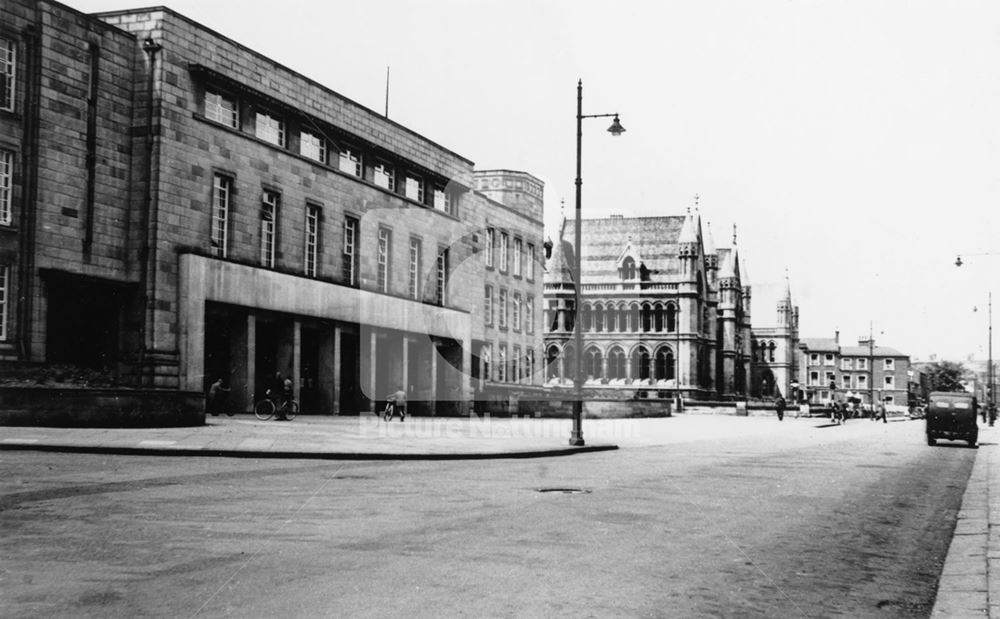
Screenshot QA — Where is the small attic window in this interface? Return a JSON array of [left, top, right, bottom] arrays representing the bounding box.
[[621, 256, 636, 280]]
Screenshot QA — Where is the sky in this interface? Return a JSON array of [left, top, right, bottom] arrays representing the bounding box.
[[69, 0, 1000, 362]]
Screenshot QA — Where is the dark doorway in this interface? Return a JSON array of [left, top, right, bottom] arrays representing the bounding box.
[[255, 321, 278, 401], [300, 326, 320, 413], [339, 329, 363, 414], [205, 308, 232, 394]]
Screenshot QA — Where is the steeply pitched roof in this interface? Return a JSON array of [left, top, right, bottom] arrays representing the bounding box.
[[562, 216, 687, 283], [800, 338, 839, 352]]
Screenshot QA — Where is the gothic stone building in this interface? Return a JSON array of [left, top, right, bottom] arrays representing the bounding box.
[[543, 212, 753, 400], [0, 1, 544, 415], [749, 280, 800, 401]]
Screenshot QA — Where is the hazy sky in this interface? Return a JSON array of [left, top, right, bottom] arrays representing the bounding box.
[[70, 0, 1000, 361]]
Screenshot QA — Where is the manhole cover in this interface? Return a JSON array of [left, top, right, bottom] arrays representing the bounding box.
[[536, 488, 591, 494]]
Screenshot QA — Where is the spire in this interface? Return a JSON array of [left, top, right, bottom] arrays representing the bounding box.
[[678, 209, 698, 245], [703, 222, 717, 256], [783, 268, 792, 303]]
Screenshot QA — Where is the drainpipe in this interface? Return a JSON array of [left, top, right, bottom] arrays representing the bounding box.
[[136, 36, 161, 386]]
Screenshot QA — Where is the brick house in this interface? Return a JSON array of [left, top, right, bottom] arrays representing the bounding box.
[[0, 1, 544, 416], [799, 334, 910, 406]]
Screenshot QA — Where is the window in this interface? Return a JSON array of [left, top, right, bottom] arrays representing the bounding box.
[[373, 161, 395, 191], [499, 233, 509, 273], [512, 294, 521, 332], [408, 237, 422, 300], [841, 358, 852, 370], [339, 147, 362, 177], [377, 227, 391, 293], [0, 149, 11, 225], [404, 174, 423, 202], [211, 174, 232, 258], [856, 358, 868, 370], [433, 185, 453, 214], [484, 285, 493, 326], [304, 204, 320, 277], [0, 265, 7, 340], [436, 247, 448, 305], [485, 228, 495, 268], [527, 244, 535, 280], [482, 344, 492, 384], [525, 296, 534, 334], [205, 90, 238, 128], [809, 371, 819, 385], [260, 190, 279, 268], [826, 372, 835, 385], [255, 111, 285, 147], [858, 375, 868, 388], [810, 353, 819, 365], [884, 376, 895, 388], [343, 216, 358, 286], [824, 354, 834, 366], [499, 288, 508, 328], [498, 344, 507, 383], [622, 257, 636, 280], [0, 38, 15, 112], [842, 375, 851, 388], [513, 238, 523, 277], [527, 349, 535, 384], [884, 358, 894, 370], [512, 345, 521, 384], [299, 131, 326, 163]]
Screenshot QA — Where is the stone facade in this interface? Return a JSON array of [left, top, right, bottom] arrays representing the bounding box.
[[1, 1, 544, 415], [749, 280, 800, 400], [543, 212, 753, 401]]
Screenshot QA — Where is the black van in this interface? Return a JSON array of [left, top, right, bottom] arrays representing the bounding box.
[[926, 391, 978, 447]]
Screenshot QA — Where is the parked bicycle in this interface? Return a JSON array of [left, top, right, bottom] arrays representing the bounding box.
[[254, 391, 298, 421]]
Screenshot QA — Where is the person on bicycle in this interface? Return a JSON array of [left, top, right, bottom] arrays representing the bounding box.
[[385, 386, 406, 422], [266, 371, 293, 421]]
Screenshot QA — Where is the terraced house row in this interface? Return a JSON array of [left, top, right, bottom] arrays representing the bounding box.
[[0, 1, 544, 416]]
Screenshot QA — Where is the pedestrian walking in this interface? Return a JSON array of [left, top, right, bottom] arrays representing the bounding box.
[[207, 378, 231, 416], [384, 385, 407, 421], [775, 396, 786, 421], [876, 402, 887, 424]]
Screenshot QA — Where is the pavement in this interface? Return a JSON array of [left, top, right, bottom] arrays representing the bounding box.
[[1, 412, 997, 616]]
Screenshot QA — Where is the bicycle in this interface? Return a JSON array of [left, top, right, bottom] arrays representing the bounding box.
[[254, 394, 298, 421]]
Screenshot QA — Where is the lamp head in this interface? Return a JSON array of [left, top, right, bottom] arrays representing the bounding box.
[[607, 114, 626, 136]]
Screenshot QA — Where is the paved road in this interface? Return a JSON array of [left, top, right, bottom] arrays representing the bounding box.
[[0, 417, 975, 618]]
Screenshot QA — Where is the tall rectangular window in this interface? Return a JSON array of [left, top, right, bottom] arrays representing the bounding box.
[[373, 161, 395, 191], [512, 345, 521, 384], [512, 294, 521, 332], [884, 358, 894, 370], [211, 174, 232, 258], [299, 131, 326, 163], [433, 185, 453, 214], [485, 228, 495, 268], [260, 190, 278, 268], [513, 238, 523, 277], [343, 216, 358, 286], [0, 38, 14, 112], [527, 243, 535, 280], [0, 265, 7, 341], [526, 296, 534, 334], [499, 288, 508, 328], [255, 111, 285, 147], [305, 204, 320, 277], [408, 237, 422, 300], [499, 233, 509, 273], [436, 247, 448, 306], [0, 149, 12, 225], [205, 90, 237, 128], [498, 344, 507, 383], [377, 227, 391, 293], [339, 147, 362, 177], [404, 174, 423, 202], [484, 285, 493, 326], [527, 349, 535, 384]]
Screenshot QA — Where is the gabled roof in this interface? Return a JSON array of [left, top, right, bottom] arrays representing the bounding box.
[[562, 216, 688, 283]]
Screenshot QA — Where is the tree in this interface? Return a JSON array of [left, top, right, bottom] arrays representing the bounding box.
[[925, 361, 969, 392]]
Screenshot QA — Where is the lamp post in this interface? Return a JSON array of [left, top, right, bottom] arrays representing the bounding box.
[[955, 256, 995, 424], [570, 79, 625, 447]]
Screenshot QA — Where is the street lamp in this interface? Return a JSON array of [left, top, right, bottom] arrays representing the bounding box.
[[956, 257, 994, 424], [570, 79, 626, 447]]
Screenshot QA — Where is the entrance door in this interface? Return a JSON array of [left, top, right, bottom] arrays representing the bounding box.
[[339, 330, 362, 414]]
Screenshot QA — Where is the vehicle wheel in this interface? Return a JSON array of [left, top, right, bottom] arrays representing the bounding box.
[[927, 435, 936, 446], [254, 400, 275, 421], [284, 401, 298, 421]]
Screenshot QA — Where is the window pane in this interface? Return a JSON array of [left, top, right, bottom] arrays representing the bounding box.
[[300, 131, 326, 163], [255, 112, 284, 146], [305, 205, 319, 277], [0, 38, 15, 112], [211, 175, 231, 257], [0, 149, 11, 225], [205, 91, 237, 128], [339, 148, 362, 177]]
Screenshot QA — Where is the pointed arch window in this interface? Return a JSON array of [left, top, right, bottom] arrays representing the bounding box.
[[621, 256, 636, 280], [607, 347, 627, 380], [585, 347, 603, 380], [655, 348, 675, 380], [632, 347, 652, 381], [594, 304, 604, 332], [667, 304, 677, 333]]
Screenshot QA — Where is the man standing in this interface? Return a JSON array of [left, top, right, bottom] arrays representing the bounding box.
[[876, 402, 887, 424], [775, 396, 786, 422]]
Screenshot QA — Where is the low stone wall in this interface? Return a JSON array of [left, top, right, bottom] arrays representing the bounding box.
[[0, 387, 206, 427]]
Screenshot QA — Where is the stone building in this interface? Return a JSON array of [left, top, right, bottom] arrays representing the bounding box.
[[543, 211, 753, 400], [749, 279, 800, 400], [799, 334, 910, 406], [0, 1, 544, 416]]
